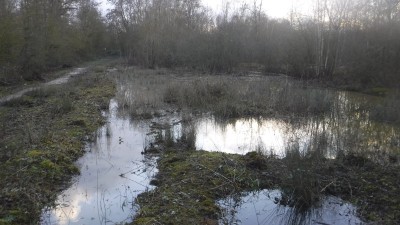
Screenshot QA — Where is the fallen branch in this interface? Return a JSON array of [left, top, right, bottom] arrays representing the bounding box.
[[320, 180, 336, 193]]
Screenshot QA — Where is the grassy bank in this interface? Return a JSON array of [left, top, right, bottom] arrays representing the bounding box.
[[133, 144, 400, 225], [0, 63, 115, 224]]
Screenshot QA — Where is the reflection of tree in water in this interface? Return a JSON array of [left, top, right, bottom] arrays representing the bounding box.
[[282, 92, 400, 161], [219, 190, 361, 225]]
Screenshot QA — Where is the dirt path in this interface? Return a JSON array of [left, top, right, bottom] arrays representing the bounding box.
[[0, 67, 87, 105], [0, 63, 115, 224]]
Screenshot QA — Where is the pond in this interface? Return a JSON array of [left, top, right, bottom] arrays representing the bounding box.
[[41, 71, 399, 224], [186, 91, 399, 158], [193, 104, 400, 158]]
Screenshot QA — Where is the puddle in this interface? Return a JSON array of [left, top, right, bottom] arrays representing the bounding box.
[[218, 190, 364, 225], [0, 67, 86, 105], [41, 100, 157, 225]]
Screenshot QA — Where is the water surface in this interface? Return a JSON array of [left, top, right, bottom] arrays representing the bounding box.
[[218, 190, 364, 225], [41, 100, 157, 225]]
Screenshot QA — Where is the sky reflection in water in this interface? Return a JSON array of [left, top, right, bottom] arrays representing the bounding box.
[[218, 190, 364, 225], [194, 92, 400, 158], [41, 100, 157, 225]]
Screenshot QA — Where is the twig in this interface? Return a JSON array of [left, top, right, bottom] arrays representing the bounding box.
[[320, 180, 336, 193], [314, 221, 330, 225], [210, 182, 229, 190], [12, 165, 29, 176], [197, 163, 234, 184], [348, 181, 353, 198]]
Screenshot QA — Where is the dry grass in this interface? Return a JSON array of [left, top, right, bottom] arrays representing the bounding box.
[[114, 67, 335, 119]]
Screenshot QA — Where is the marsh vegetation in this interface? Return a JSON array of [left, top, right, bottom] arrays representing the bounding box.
[[109, 67, 400, 224], [0, 60, 399, 225], [0, 63, 399, 224], [116, 68, 335, 119], [1, 0, 400, 224]]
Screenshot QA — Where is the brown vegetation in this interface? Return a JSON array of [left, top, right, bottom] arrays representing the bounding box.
[[115, 67, 334, 119]]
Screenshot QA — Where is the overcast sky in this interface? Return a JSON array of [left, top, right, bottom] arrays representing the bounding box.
[[98, 0, 313, 18], [202, 0, 313, 18]]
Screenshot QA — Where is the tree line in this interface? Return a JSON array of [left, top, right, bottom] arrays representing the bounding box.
[[1, 0, 399, 88], [0, 0, 108, 84]]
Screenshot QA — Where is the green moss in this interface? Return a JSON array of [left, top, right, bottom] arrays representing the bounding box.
[[365, 212, 379, 221], [134, 142, 400, 225], [27, 149, 45, 158], [0, 216, 15, 224], [0, 60, 116, 224], [133, 150, 261, 224], [69, 119, 87, 127], [66, 164, 80, 174], [40, 159, 59, 171]]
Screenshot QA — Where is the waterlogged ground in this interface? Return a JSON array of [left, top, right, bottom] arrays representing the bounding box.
[[115, 69, 399, 224], [115, 69, 400, 158], [3, 65, 397, 224], [39, 97, 384, 224], [39, 68, 399, 225], [41, 100, 158, 225]]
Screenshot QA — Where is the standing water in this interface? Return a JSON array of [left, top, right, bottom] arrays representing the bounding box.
[[41, 73, 399, 224], [41, 100, 157, 225], [218, 190, 364, 225]]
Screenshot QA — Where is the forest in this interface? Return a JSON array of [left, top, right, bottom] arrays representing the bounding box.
[[1, 0, 399, 89]]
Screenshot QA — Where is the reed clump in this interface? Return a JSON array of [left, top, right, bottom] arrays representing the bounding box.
[[280, 145, 322, 211], [115, 67, 335, 119]]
